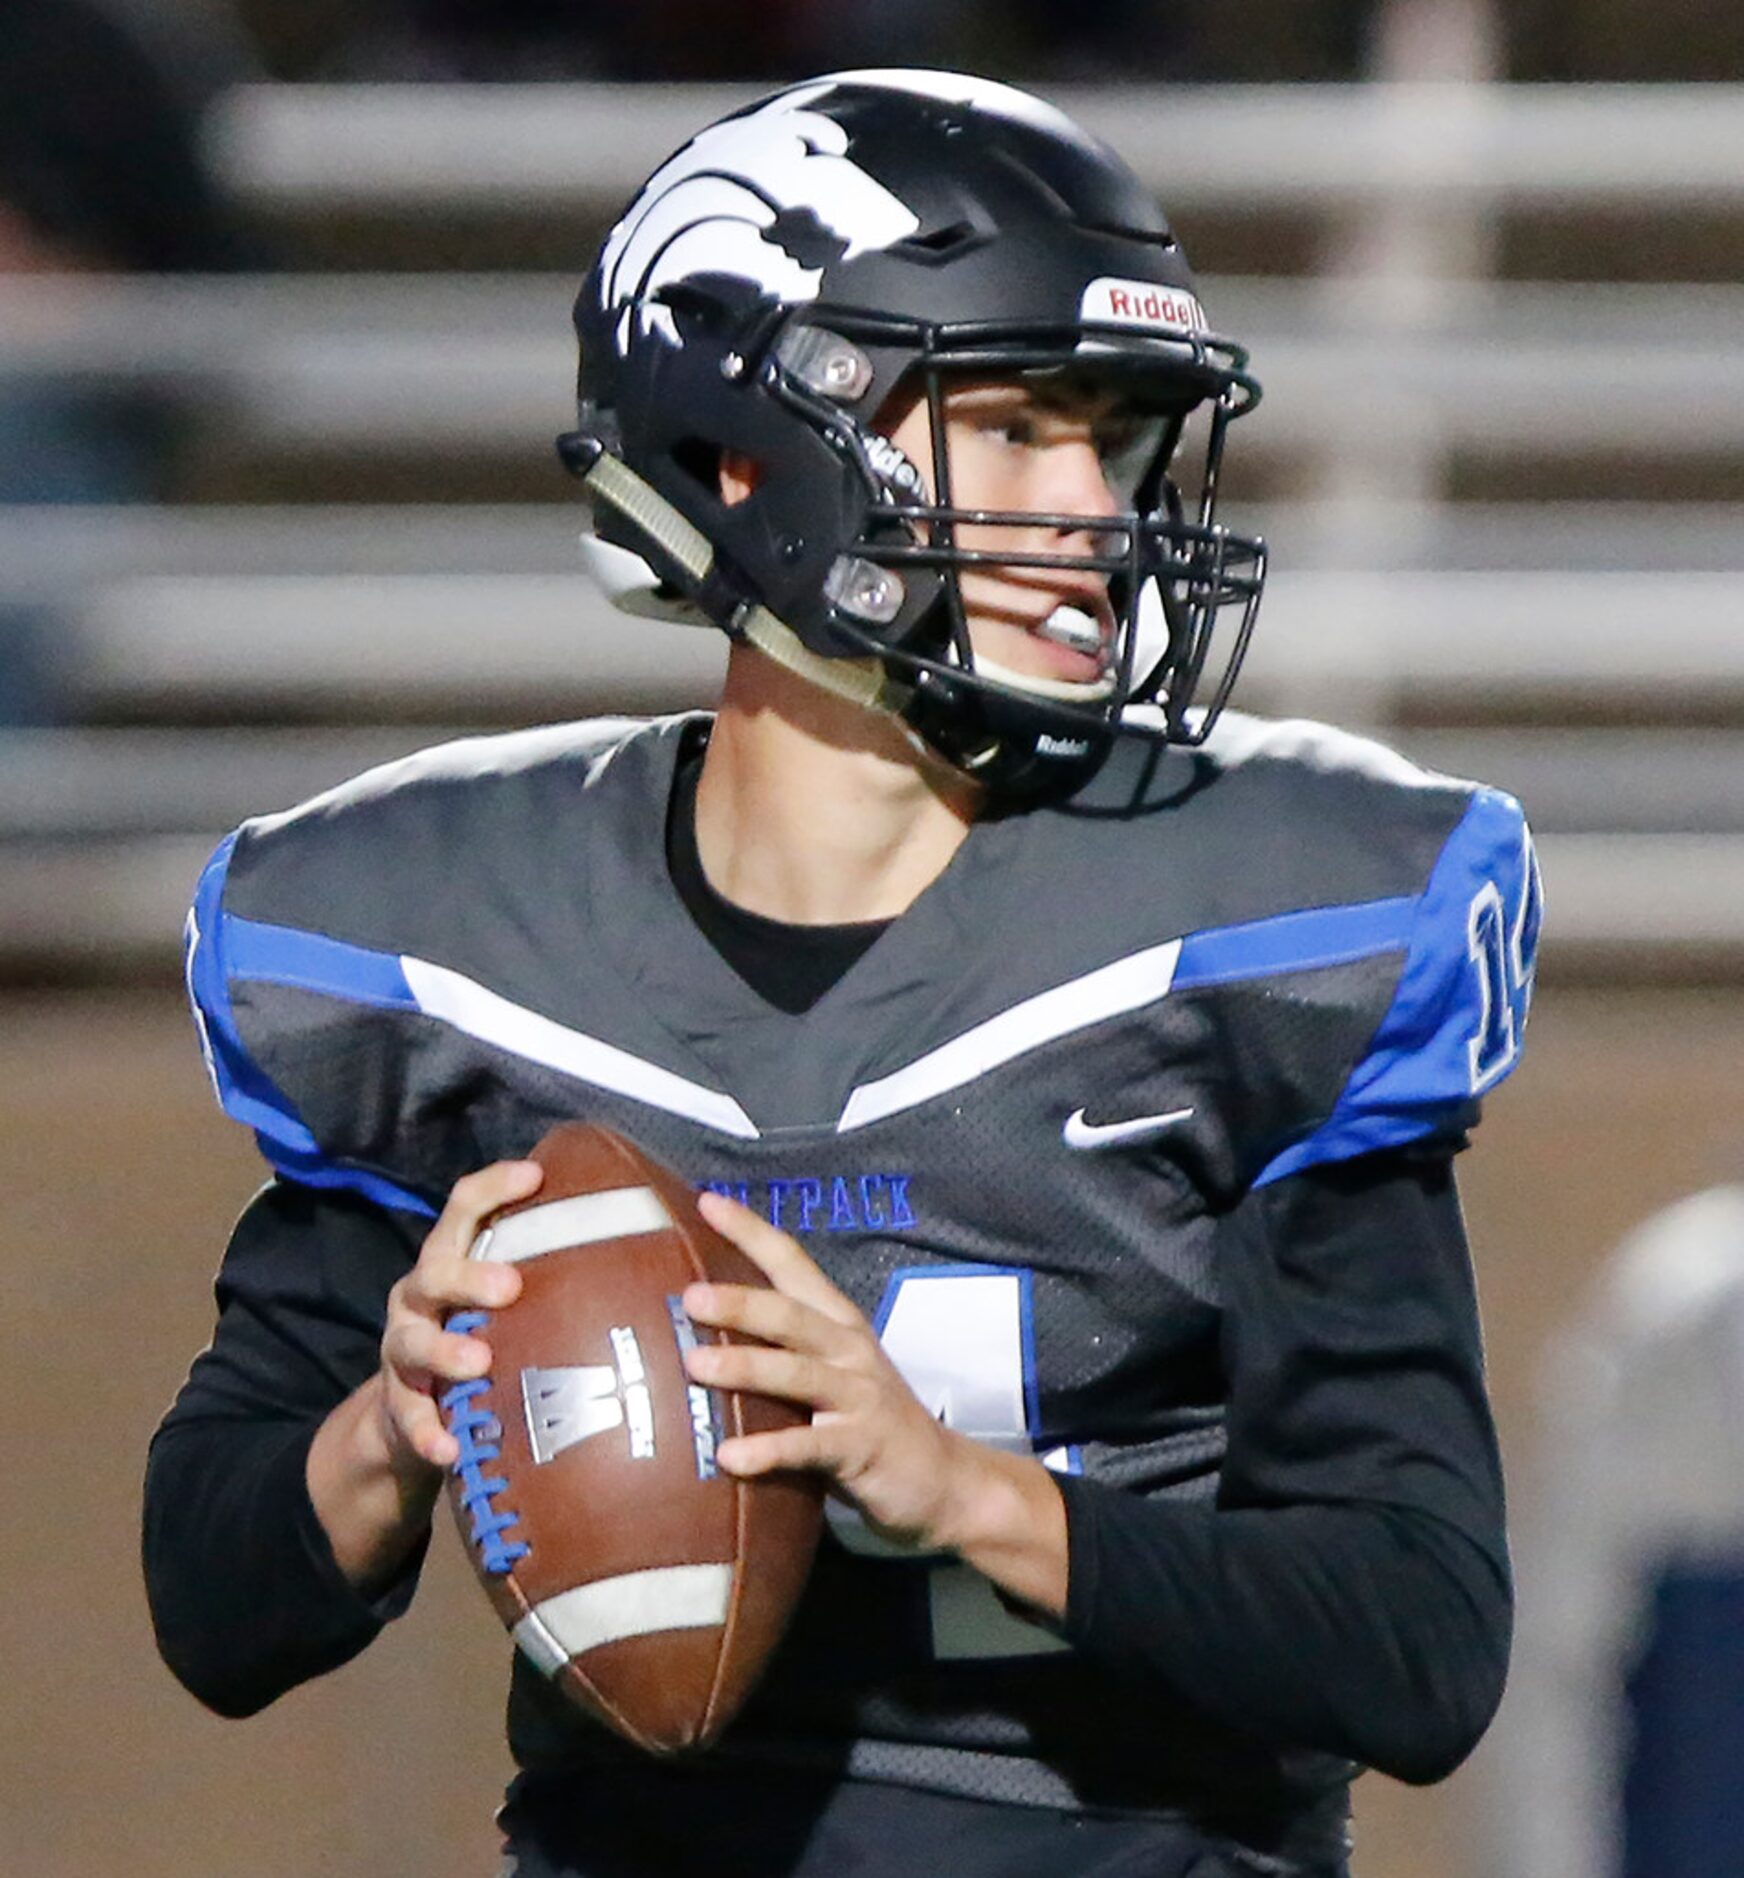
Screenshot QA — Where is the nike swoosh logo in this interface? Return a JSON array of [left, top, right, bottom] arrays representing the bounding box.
[[1062, 1106, 1195, 1150]]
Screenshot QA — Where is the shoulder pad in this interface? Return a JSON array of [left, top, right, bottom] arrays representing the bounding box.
[[245, 716, 654, 848], [1198, 711, 1451, 780]]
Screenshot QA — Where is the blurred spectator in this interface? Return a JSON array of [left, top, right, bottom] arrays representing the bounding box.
[[1507, 0, 1744, 81], [0, 0, 254, 274], [1488, 1188, 1744, 1878], [231, 0, 1386, 84], [0, 0, 257, 723], [211, 0, 1744, 87]]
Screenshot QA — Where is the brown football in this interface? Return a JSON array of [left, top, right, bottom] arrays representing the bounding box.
[[442, 1123, 823, 1754]]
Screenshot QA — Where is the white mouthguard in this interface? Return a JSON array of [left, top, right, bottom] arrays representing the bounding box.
[[1036, 605, 1103, 657]]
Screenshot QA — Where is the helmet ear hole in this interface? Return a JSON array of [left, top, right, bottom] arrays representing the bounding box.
[[712, 447, 761, 507], [671, 438, 729, 498]]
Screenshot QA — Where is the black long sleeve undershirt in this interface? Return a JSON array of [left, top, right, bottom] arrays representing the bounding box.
[[143, 1182, 429, 1716], [1055, 1151, 1510, 1785], [143, 1150, 1509, 1781]]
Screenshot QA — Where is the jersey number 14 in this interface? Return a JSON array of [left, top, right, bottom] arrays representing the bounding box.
[[1465, 824, 1542, 1094]]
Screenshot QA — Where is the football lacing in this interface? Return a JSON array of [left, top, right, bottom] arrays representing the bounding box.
[[441, 1311, 530, 1575]]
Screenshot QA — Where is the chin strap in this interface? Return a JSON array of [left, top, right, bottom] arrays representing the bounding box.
[[579, 443, 1110, 794], [581, 450, 716, 585], [735, 604, 905, 714], [580, 447, 908, 718]]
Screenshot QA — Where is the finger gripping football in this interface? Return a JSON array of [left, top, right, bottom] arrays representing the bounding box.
[[442, 1124, 823, 1754]]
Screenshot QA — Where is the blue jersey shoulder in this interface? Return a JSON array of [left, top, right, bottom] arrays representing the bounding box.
[[184, 825, 430, 1209], [1255, 777, 1542, 1185], [183, 715, 676, 1214]]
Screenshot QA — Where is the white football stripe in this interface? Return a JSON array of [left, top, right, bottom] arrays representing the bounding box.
[[512, 1563, 735, 1674], [399, 955, 760, 1139], [470, 1187, 671, 1264], [836, 938, 1183, 1133]]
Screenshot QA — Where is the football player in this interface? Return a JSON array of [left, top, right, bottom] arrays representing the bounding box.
[[146, 72, 1540, 1878]]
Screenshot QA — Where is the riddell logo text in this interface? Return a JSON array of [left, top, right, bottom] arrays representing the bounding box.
[[1079, 277, 1205, 334], [1107, 287, 1191, 322], [864, 434, 924, 494]]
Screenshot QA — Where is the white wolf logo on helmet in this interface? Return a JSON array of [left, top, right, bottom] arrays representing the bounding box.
[[597, 80, 922, 351]]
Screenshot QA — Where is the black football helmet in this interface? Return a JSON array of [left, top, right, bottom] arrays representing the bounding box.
[[560, 69, 1266, 800]]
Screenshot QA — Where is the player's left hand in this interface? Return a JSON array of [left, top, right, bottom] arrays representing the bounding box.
[[681, 1189, 967, 1553]]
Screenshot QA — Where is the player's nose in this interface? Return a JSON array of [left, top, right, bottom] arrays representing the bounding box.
[[1043, 438, 1123, 535]]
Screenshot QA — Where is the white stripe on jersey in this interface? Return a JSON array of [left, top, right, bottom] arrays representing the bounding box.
[[400, 955, 761, 1139], [835, 939, 1183, 1134]]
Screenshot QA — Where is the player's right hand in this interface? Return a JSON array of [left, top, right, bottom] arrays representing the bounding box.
[[376, 1159, 542, 1476]]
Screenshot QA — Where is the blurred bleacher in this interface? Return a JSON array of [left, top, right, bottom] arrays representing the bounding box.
[[2, 78, 1742, 974]]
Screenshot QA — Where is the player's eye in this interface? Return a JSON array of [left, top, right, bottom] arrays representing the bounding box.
[[983, 413, 1038, 449]]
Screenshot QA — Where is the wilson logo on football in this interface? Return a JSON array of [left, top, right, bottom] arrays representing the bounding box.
[[1078, 277, 1207, 335], [522, 1325, 656, 1464]]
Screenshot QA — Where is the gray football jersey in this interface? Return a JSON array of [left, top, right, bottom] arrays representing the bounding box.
[[185, 709, 1537, 1822]]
